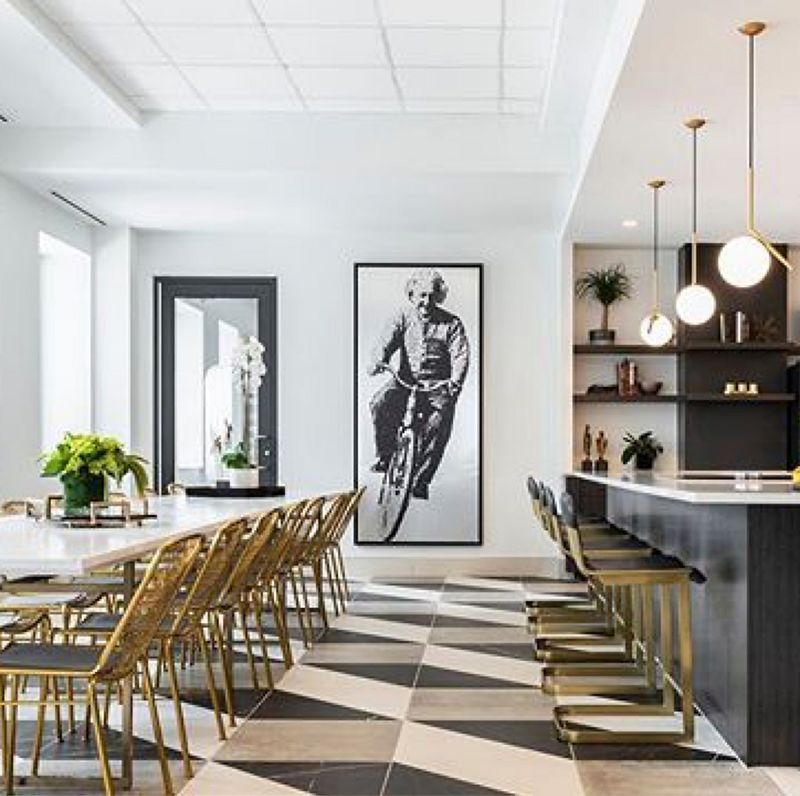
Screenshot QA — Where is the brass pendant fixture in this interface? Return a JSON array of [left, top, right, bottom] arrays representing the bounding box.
[[640, 179, 674, 347], [675, 118, 716, 325], [718, 21, 791, 288]]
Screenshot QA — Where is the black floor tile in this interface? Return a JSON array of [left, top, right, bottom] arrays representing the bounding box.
[[220, 760, 389, 795], [383, 763, 508, 795], [423, 720, 570, 757], [438, 642, 534, 661], [415, 666, 528, 689], [432, 614, 519, 629], [304, 662, 420, 687], [350, 613, 434, 627], [249, 690, 390, 721], [158, 686, 267, 719], [317, 629, 409, 644], [571, 741, 736, 762], [353, 592, 427, 604]]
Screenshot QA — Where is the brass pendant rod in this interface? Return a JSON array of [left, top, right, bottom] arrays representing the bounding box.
[[692, 125, 698, 284], [648, 180, 665, 312], [738, 21, 792, 271]]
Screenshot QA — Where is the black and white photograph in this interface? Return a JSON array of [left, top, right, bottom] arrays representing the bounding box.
[[354, 263, 482, 545]]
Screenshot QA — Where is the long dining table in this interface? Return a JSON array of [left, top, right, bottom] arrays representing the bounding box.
[[0, 490, 328, 789]]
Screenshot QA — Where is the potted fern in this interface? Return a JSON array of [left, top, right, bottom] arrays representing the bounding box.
[[575, 263, 632, 344], [40, 433, 148, 515]]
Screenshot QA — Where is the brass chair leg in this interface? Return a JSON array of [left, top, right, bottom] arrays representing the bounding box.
[[268, 584, 293, 668], [140, 658, 174, 796], [289, 571, 312, 648], [324, 552, 341, 616], [312, 562, 329, 630], [30, 675, 49, 777], [334, 544, 351, 603], [197, 628, 226, 741], [251, 594, 275, 690], [678, 579, 695, 738], [51, 676, 63, 742], [238, 602, 261, 690], [6, 676, 20, 795], [210, 612, 236, 727], [165, 639, 193, 779], [297, 569, 315, 640], [87, 682, 114, 796], [0, 675, 7, 788]]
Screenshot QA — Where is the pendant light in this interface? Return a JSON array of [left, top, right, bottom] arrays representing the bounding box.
[[718, 21, 791, 288], [675, 118, 716, 324], [640, 179, 675, 347]]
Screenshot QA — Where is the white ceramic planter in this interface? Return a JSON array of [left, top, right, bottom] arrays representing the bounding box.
[[226, 468, 259, 489]]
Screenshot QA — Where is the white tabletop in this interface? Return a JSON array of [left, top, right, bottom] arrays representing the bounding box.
[[570, 471, 800, 505], [0, 491, 322, 578]]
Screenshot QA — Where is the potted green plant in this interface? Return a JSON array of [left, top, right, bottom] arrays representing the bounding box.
[[40, 433, 149, 515], [575, 263, 632, 344], [221, 442, 259, 489], [621, 431, 664, 471]]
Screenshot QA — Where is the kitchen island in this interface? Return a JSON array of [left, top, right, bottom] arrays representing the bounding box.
[[567, 471, 800, 766]]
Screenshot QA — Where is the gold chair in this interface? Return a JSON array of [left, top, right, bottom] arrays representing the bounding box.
[[551, 492, 696, 745], [0, 532, 204, 795], [60, 518, 250, 778]]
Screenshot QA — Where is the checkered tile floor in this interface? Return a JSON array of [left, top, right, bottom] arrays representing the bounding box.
[[7, 575, 800, 795]]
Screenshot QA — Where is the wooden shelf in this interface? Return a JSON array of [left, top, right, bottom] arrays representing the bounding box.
[[573, 393, 680, 404], [573, 344, 678, 355]]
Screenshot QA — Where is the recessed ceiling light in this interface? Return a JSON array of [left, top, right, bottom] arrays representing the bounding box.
[[622, 219, 638, 228]]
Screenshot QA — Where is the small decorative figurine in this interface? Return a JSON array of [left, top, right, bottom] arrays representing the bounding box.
[[581, 424, 593, 472], [594, 430, 609, 472]]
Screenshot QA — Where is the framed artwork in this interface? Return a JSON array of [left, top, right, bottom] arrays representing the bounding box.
[[353, 263, 483, 546]]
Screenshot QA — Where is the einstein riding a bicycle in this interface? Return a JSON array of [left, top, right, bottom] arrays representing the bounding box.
[[367, 268, 470, 504]]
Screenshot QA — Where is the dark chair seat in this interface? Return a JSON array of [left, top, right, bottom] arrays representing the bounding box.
[[0, 642, 111, 673], [587, 554, 686, 573], [581, 536, 649, 551], [75, 612, 186, 636]]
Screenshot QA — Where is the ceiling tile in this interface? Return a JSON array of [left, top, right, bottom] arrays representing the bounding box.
[[181, 65, 295, 98], [502, 99, 540, 115], [251, 0, 377, 26], [504, 28, 552, 67], [504, 67, 546, 98], [379, 0, 501, 27], [149, 26, 276, 64], [270, 28, 387, 67], [132, 95, 206, 110], [397, 67, 497, 99], [290, 67, 396, 98], [306, 98, 402, 112], [63, 24, 167, 64], [35, 0, 136, 24], [388, 28, 499, 67], [206, 97, 304, 111], [505, 0, 560, 28], [125, 0, 259, 25], [405, 99, 498, 114], [104, 63, 195, 96]]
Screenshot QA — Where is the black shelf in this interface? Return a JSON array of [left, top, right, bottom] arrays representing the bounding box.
[[685, 393, 794, 403], [574, 393, 680, 404], [574, 342, 800, 355]]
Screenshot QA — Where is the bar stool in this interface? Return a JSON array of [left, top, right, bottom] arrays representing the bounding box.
[[551, 492, 696, 744], [532, 487, 652, 667]]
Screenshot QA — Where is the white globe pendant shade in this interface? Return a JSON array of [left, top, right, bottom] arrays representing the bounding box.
[[675, 283, 716, 325], [718, 234, 771, 288], [640, 312, 674, 347]]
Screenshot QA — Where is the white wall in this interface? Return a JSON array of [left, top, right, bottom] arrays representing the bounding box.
[[92, 227, 133, 446], [0, 174, 91, 498], [572, 246, 679, 472], [132, 228, 564, 572]]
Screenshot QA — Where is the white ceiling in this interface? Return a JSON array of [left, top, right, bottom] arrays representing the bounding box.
[[567, 0, 800, 247], [30, 0, 561, 115]]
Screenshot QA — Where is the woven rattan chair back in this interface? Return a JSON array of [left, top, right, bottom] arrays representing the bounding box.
[[171, 518, 249, 634], [94, 533, 204, 680], [217, 508, 283, 608]]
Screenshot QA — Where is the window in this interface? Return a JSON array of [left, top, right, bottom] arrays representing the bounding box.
[[39, 233, 92, 451]]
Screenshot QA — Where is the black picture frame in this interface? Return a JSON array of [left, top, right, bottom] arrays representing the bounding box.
[[353, 263, 483, 546], [153, 276, 278, 495]]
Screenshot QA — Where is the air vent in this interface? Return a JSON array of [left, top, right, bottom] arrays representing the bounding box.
[[50, 191, 106, 226]]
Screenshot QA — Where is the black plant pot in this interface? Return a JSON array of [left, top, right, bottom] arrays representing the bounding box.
[[634, 454, 655, 471], [588, 329, 616, 345]]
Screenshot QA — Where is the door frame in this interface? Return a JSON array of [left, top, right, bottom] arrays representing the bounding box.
[[154, 276, 278, 493]]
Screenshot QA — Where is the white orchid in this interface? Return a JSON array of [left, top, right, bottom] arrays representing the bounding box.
[[232, 335, 267, 394]]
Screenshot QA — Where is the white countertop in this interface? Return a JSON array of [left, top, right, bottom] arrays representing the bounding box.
[[0, 490, 328, 578], [571, 471, 800, 505]]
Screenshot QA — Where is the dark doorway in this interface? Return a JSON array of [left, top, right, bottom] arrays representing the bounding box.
[[154, 277, 277, 493]]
